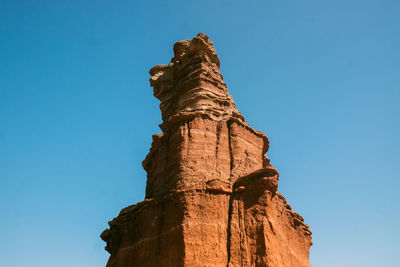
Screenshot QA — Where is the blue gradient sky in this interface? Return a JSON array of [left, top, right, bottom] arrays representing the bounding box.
[[1, 1, 399, 266]]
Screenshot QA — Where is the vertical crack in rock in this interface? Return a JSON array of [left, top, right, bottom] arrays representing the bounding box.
[[226, 191, 234, 267], [216, 122, 222, 156], [215, 122, 222, 171], [227, 120, 234, 179], [186, 120, 192, 139], [101, 33, 312, 267], [186, 120, 192, 160]]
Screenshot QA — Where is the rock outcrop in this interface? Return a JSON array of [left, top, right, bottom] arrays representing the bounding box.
[[101, 33, 312, 267]]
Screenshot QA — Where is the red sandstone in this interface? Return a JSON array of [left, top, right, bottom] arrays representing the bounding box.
[[101, 33, 312, 267]]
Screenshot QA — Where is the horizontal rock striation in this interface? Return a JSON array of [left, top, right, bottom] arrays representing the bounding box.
[[101, 33, 312, 267]]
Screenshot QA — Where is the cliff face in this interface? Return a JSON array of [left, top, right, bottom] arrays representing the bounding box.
[[101, 33, 312, 267]]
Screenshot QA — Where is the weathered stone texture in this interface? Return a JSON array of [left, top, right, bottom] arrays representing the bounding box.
[[101, 33, 312, 267]]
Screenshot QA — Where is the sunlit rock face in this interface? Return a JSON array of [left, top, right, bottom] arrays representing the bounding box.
[[101, 33, 312, 267]]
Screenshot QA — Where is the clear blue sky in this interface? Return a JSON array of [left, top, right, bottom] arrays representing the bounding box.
[[1, 1, 399, 266]]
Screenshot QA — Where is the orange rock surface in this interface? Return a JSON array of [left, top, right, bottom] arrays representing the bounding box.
[[101, 33, 312, 267]]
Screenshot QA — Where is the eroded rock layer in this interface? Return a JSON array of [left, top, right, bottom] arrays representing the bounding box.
[[101, 33, 312, 267]]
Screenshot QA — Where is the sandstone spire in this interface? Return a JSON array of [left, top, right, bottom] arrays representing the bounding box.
[[149, 32, 245, 132], [101, 33, 312, 267]]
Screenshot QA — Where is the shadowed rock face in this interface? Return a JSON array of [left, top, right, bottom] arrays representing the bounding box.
[[101, 33, 312, 267]]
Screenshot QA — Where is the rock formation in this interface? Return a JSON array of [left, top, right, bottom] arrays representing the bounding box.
[[101, 33, 312, 267]]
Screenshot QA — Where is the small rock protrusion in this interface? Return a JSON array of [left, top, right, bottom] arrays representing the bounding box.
[[234, 186, 246, 193]]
